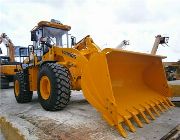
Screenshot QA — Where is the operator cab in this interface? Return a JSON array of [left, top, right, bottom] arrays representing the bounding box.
[[31, 19, 71, 56]]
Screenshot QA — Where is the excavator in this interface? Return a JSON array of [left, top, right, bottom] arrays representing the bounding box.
[[150, 35, 178, 80], [0, 33, 26, 88], [151, 35, 169, 55], [151, 35, 180, 97], [116, 40, 129, 49], [14, 19, 175, 138]]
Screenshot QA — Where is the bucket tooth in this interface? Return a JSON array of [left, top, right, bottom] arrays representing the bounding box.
[[116, 123, 127, 138], [149, 103, 160, 117], [152, 101, 164, 112], [155, 99, 167, 111], [124, 117, 136, 132], [131, 113, 143, 128], [158, 99, 168, 110], [162, 98, 171, 108], [144, 106, 155, 120], [161, 102, 168, 110], [137, 109, 150, 124], [166, 98, 175, 107]]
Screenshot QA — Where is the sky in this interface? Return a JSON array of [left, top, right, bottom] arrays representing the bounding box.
[[0, 0, 179, 61]]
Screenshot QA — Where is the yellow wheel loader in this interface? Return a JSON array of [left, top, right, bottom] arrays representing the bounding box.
[[14, 19, 175, 137]]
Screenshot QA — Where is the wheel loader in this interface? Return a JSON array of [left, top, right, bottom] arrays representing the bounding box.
[[14, 19, 175, 137]]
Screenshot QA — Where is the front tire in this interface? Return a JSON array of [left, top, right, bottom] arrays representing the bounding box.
[[38, 63, 71, 111], [14, 70, 33, 103]]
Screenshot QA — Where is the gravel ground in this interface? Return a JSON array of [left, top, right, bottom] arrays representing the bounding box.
[[0, 88, 180, 140], [0, 130, 5, 140]]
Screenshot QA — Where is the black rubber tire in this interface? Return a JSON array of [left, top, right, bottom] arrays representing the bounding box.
[[37, 63, 71, 111], [0, 78, 9, 89], [14, 70, 33, 103]]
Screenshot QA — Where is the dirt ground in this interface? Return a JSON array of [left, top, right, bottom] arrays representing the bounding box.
[[0, 88, 180, 140], [0, 129, 5, 140]]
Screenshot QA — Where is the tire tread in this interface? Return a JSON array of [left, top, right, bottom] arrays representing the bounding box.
[[38, 63, 71, 111]]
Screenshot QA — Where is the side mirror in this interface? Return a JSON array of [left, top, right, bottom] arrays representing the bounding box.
[[31, 31, 37, 41], [71, 36, 76, 46]]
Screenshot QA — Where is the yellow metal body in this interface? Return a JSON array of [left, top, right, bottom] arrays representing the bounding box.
[[27, 35, 174, 137], [28, 66, 38, 91], [81, 48, 174, 137], [24, 20, 175, 137], [28, 36, 98, 91], [38, 21, 71, 31], [0, 65, 21, 76]]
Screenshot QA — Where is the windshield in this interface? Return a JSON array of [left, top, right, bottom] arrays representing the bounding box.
[[43, 27, 69, 47]]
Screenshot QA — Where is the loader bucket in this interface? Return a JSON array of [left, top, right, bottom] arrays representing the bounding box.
[[81, 48, 175, 137]]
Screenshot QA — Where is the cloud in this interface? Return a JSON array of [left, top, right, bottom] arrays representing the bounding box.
[[0, 0, 179, 61]]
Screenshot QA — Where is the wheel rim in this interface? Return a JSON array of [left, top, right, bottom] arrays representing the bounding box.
[[15, 80, 19, 96], [40, 76, 51, 100]]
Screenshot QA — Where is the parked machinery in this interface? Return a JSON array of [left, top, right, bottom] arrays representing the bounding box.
[[14, 20, 174, 137], [0, 33, 23, 88], [150, 35, 180, 81], [151, 35, 169, 55], [116, 40, 130, 49]]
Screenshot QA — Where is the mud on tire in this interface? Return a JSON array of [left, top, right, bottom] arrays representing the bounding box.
[[38, 63, 71, 111]]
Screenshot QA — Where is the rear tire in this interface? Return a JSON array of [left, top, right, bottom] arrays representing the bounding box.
[[38, 63, 71, 111], [0, 78, 9, 89], [14, 70, 33, 103]]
